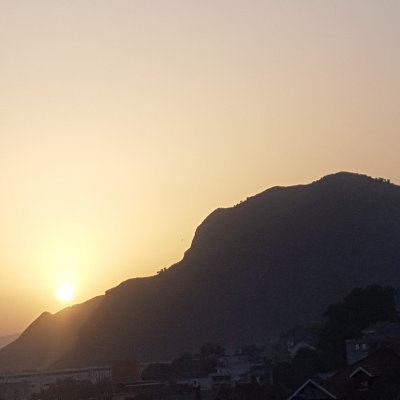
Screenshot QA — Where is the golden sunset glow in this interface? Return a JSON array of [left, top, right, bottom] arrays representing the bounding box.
[[1, 0, 400, 335], [56, 283, 75, 303]]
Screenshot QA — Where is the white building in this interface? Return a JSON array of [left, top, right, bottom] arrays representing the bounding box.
[[0, 365, 112, 399]]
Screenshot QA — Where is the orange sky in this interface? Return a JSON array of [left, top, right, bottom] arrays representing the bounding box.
[[1, 0, 400, 334]]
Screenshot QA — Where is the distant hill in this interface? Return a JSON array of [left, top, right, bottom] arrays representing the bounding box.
[[0, 296, 102, 371], [0, 334, 19, 349], [1, 172, 400, 371]]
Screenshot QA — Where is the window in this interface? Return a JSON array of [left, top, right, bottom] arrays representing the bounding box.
[[359, 379, 369, 390]]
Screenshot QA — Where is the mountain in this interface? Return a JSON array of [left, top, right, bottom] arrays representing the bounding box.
[[0, 334, 19, 349], [1, 172, 400, 371], [0, 296, 102, 371]]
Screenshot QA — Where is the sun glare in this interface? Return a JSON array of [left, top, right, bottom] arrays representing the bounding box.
[[56, 283, 75, 303]]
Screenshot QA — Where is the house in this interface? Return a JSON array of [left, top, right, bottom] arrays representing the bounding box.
[[288, 378, 342, 400], [288, 348, 400, 399], [177, 355, 261, 392], [345, 338, 369, 365], [345, 321, 400, 364]]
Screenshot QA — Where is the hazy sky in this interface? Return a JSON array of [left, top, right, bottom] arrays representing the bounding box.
[[1, 0, 400, 334]]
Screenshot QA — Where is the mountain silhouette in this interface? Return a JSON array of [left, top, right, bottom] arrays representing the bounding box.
[[0, 334, 19, 350], [0, 296, 102, 371], [1, 172, 399, 371]]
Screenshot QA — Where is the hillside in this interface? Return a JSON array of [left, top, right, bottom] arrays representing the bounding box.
[[0, 296, 103, 371], [1, 172, 400, 371], [0, 334, 19, 350]]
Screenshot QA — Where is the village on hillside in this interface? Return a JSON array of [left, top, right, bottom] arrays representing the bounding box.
[[1, 285, 400, 400]]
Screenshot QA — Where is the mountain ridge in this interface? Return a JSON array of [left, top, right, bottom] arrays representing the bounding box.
[[1, 171, 399, 371], [0, 296, 103, 371]]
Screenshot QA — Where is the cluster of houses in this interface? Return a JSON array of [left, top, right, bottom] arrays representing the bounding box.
[[167, 322, 400, 400], [177, 354, 268, 392], [0, 353, 275, 400], [290, 321, 400, 400], [0, 361, 139, 400], [0, 366, 112, 400], [2, 322, 400, 400], [289, 347, 400, 400]]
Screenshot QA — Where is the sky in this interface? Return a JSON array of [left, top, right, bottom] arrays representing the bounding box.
[[0, 0, 400, 335]]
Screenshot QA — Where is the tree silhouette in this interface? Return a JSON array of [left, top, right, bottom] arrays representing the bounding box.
[[318, 284, 398, 370]]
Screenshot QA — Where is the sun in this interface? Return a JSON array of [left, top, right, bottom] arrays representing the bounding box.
[[56, 283, 75, 303]]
